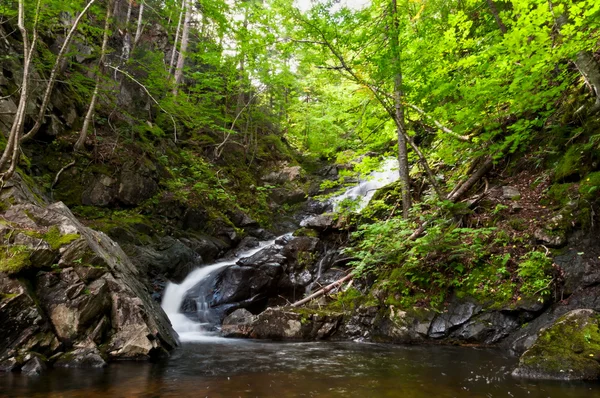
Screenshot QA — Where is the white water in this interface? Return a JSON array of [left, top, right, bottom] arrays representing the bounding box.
[[162, 158, 399, 343], [161, 237, 280, 342], [330, 158, 399, 212]]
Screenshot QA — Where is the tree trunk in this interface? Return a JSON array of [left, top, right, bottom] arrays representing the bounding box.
[[0, 0, 40, 182], [74, 2, 113, 151], [390, 0, 411, 218], [573, 50, 600, 114], [486, 0, 507, 34], [20, 0, 97, 143], [172, 0, 191, 95], [133, 0, 145, 46], [169, 0, 185, 75]]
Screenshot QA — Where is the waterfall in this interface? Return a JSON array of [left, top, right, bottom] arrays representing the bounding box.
[[330, 158, 399, 212], [161, 237, 280, 342], [162, 158, 399, 343]]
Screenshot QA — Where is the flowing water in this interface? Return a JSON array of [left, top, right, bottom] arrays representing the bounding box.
[[161, 236, 282, 342], [330, 158, 399, 211], [2, 341, 599, 397]]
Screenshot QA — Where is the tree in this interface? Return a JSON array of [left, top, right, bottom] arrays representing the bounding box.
[[74, 0, 114, 151]]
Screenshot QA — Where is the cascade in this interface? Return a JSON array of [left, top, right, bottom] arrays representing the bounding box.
[[161, 238, 280, 342], [330, 158, 399, 212], [162, 158, 399, 342]]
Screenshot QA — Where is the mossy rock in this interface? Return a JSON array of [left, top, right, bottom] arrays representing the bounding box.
[[0, 245, 31, 274], [512, 309, 600, 381]]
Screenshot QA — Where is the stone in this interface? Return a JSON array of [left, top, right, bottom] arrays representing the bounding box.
[[512, 309, 600, 381], [118, 169, 158, 206], [534, 228, 566, 248], [300, 215, 334, 230], [428, 300, 479, 339], [82, 174, 118, 206], [222, 309, 256, 338], [270, 188, 306, 205], [555, 250, 587, 295], [54, 347, 106, 368], [502, 186, 521, 200], [21, 356, 46, 376]]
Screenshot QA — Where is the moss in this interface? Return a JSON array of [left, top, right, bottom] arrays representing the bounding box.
[[0, 245, 32, 274], [542, 183, 577, 207], [579, 171, 600, 202], [42, 226, 80, 250], [508, 217, 527, 231], [554, 144, 586, 182], [293, 228, 320, 238], [328, 287, 370, 311], [0, 293, 18, 301], [517, 311, 600, 380]]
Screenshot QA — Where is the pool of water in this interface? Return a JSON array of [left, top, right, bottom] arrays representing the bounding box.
[[1, 340, 599, 397]]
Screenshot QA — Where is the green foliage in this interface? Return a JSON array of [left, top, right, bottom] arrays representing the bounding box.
[[579, 172, 600, 201], [517, 251, 554, 297]]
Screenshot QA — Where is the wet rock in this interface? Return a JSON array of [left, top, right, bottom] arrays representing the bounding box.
[[54, 347, 106, 368], [302, 199, 332, 215], [555, 250, 587, 295], [222, 309, 256, 338], [21, 356, 46, 376], [129, 236, 199, 282], [451, 311, 520, 344], [512, 309, 600, 381]]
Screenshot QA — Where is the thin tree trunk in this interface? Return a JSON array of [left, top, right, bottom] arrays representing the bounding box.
[[172, 0, 191, 94], [486, 0, 507, 34], [133, 0, 145, 46], [20, 0, 97, 143], [74, 3, 113, 151], [390, 0, 411, 218], [169, 0, 185, 75], [0, 0, 40, 182]]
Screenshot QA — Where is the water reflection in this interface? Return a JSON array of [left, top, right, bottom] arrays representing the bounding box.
[[1, 341, 599, 397]]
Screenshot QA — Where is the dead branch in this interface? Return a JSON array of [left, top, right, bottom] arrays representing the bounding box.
[[51, 160, 76, 189], [291, 273, 353, 307]]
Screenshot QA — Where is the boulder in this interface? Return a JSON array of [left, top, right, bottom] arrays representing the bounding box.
[[300, 215, 334, 230], [534, 228, 566, 248], [512, 309, 600, 381], [229, 307, 343, 340], [221, 309, 256, 338], [0, 177, 177, 369]]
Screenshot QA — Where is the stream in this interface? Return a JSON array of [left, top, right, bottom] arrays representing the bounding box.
[[2, 159, 599, 397], [1, 341, 599, 397]]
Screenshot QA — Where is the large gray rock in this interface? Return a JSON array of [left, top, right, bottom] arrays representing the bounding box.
[[223, 307, 343, 340], [512, 309, 600, 381], [0, 177, 177, 371]]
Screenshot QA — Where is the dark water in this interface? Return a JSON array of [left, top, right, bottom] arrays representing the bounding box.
[[1, 340, 599, 397]]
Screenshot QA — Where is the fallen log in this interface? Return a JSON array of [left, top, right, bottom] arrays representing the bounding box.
[[291, 273, 353, 307]]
